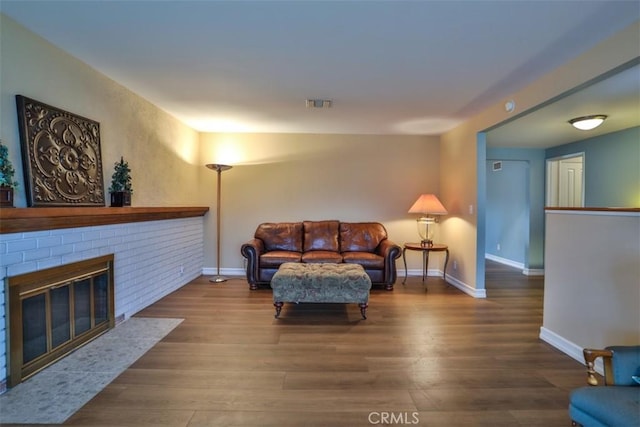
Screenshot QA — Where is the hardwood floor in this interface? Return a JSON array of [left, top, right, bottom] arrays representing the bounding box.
[[65, 261, 586, 426]]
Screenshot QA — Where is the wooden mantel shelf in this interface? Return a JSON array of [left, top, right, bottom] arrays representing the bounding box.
[[0, 206, 209, 234]]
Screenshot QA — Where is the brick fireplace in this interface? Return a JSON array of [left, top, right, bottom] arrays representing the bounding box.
[[0, 206, 208, 392]]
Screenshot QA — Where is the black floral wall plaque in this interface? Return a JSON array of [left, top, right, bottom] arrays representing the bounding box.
[[16, 95, 105, 207]]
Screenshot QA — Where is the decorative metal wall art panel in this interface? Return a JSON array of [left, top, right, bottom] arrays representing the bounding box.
[[16, 95, 105, 207]]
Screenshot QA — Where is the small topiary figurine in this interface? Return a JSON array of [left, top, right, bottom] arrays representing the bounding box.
[[0, 139, 18, 208], [108, 156, 133, 207]]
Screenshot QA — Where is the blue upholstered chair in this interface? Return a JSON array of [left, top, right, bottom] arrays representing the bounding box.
[[569, 346, 640, 427]]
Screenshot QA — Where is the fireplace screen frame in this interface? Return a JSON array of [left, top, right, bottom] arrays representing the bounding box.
[[7, 254, 115, 387]]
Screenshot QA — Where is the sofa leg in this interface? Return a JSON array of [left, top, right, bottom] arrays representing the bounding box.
[[359, 303, 368, 320], [385, 284, 394, 291], [250, 283, 258, 290], [274, 301, 283, 318]]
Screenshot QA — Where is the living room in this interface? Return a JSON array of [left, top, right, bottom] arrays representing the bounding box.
[[0, 2, 639, 425]]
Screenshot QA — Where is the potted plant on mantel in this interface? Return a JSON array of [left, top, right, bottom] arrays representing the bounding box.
[[0, 139, 18, 208], [108, 156, 133, 207]]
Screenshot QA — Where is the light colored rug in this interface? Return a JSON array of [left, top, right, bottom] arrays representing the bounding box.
[[0, 317, 182, 424]]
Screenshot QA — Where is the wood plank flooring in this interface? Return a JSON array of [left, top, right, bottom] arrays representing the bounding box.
[[64, 261, 586, 426]]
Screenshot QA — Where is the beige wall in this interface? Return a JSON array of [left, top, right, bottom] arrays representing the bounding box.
[[0, 14, 444, 278], [0, 15, 204, 208], [439, 123, 481, 290], [199, 133, 442, 271], [542, 211, 640, 361]]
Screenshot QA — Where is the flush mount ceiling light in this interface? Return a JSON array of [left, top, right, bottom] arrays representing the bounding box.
[[568, 115, 607, 131], [305, 99, 332, 109]]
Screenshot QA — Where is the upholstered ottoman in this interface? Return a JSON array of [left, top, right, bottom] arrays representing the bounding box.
[[270, 262, 372, 319]]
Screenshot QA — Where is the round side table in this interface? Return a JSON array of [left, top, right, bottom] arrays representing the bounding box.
[[402, 243, 449, 287]]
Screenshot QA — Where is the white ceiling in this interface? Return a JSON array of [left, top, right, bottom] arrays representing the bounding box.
[[2, 1, 639, 147], [487, 62, 640, 148]]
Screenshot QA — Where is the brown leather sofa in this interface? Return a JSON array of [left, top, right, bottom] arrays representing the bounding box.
[[241, 220, 401, 290]]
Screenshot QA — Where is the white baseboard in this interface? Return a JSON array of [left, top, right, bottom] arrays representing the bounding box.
[[447, 274, 487, 298], [485, 254, 545, 276], [202, 267, 450, 279], [202, 267, 486, 298], [485, 253, 524, 270], [202, 267, 245, 277], [202, 268, 489, 296], [207, 268, 448, 279], [539, 327, 584, 363], [403, 268, 445, 278], [539, 326, 602, 374], [203, 268, 449, 280], [405, 268, 486, 298], [523, 268, 545, 276]]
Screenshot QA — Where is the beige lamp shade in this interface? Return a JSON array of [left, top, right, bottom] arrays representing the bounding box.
[[408, 194, 448, 215], [408, 194, 447, 246]]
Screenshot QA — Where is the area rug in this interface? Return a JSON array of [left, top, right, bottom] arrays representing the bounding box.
[[0, 317, 183, 424]]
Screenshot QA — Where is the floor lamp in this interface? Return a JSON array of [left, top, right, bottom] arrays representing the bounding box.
[[206, 163, 232, 283]]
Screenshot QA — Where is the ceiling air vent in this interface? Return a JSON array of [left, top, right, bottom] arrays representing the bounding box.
[[306, 99, 332, 109]]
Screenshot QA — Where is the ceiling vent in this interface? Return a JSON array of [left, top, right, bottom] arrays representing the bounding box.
[[306, 99, 332, 109]]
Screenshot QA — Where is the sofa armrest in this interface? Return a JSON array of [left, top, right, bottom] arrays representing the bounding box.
[[241, 238, 265, 287], [584, 348, 614, 386], [377, 239, 402, 260], [584, 346, 640, 387], [377, 239, 402, 286]]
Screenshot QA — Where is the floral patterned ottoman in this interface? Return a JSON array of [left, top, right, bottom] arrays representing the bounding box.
[[270, 262, 372, 319]]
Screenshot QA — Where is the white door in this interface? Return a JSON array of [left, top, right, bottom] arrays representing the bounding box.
[[558, 158, 584, 207], [546, 153, 584, 207]]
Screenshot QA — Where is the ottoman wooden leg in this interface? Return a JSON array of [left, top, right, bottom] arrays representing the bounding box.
[[359, 303, 368, 320], [274, 301, 283, 318]]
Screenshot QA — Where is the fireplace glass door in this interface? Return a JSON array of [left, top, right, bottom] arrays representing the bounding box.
[[22, 293, 47, 365], [9, 255, 115, 387], [50, 285, 71, 350]]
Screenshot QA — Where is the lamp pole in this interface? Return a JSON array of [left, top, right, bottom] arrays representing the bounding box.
[[206, 163, 232, 283]]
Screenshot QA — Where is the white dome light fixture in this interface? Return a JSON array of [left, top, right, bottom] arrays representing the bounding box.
[[568, 115, 607, 131]]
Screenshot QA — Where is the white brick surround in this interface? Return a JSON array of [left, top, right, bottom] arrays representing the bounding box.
[[0, 217, 204, 388]]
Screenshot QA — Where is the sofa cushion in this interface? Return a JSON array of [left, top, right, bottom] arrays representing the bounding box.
[[569, 386, 640, 427], [340, 222, 387, 252], [342, 251, 384, 269], [303, 220, 340, 252], [301, 251, 343, 263], [256, 222, 303, 252], [260, 251, 302, 268]]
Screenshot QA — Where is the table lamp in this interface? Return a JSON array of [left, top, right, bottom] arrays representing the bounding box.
[[408, 194, 447, 247]]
